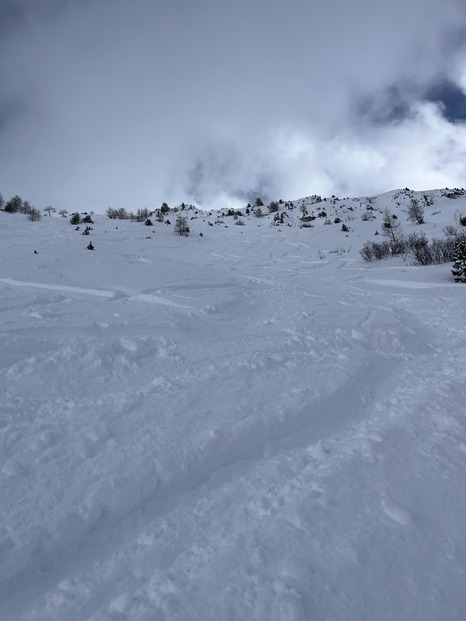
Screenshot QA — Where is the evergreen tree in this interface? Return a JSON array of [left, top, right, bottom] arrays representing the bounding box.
[[4, 195, 23, 213], [451, 238, 466, 282]]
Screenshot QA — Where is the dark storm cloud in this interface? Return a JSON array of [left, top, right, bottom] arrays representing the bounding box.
[[0, 0, 466, 211], [355, 85, 414, 126]]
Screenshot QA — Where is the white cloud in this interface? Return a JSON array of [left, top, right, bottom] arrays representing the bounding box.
[[0, 0, 465, 210]]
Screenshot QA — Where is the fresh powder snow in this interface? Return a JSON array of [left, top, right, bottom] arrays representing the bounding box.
[[1, 189, 465, 620]]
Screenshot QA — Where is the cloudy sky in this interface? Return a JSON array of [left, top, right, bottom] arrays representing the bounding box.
[[1, 0, 466, 212]]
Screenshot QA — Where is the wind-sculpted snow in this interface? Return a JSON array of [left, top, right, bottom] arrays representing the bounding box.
[[0, 193, 466, 620]]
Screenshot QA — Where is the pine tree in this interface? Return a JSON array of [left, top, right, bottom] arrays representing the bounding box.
[[4, 195, 23, 213], [451, 238, 466, 282]]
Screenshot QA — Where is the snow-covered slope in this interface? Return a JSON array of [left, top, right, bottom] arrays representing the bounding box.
[[1, 189, 466, 620]]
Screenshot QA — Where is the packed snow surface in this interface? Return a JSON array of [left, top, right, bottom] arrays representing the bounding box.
[[1, 190, 466, 620]]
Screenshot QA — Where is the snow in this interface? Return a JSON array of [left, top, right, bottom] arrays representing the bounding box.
[[1, 190, 466, 620]]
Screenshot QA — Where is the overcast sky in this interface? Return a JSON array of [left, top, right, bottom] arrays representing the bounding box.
[[1, 0, 466, 212]]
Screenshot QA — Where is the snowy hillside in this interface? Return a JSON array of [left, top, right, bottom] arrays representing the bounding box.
[[1, 188, 466, 620]]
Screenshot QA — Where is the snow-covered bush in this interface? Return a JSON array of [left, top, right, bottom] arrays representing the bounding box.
[[132, 208, 150, 222], [28, 207, 42, 222], [174, 215, 190, 236], [106, 207, 129, 220], [70, 212, 81, 225]]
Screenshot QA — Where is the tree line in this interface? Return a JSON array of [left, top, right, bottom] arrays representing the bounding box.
[[0, 193, 65, 221]]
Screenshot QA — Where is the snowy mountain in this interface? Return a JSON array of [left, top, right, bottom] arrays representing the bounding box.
[[1, 188, 466, 620]]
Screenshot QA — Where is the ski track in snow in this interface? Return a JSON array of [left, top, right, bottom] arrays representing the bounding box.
[[0, 277, 115, 298], [1, 197, 466, 621]]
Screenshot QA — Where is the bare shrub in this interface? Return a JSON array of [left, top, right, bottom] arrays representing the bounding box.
[[360, 241, 374, 261], [430, 237, 457, 264], [405, 232, 431, 265], [407, 199, 425, 224], [28, 207, 42, 222], [381, 208, 402, 243], [362, 231, 466, 265], [443, 224, 457, 237], [360, 240, 392, 261]]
